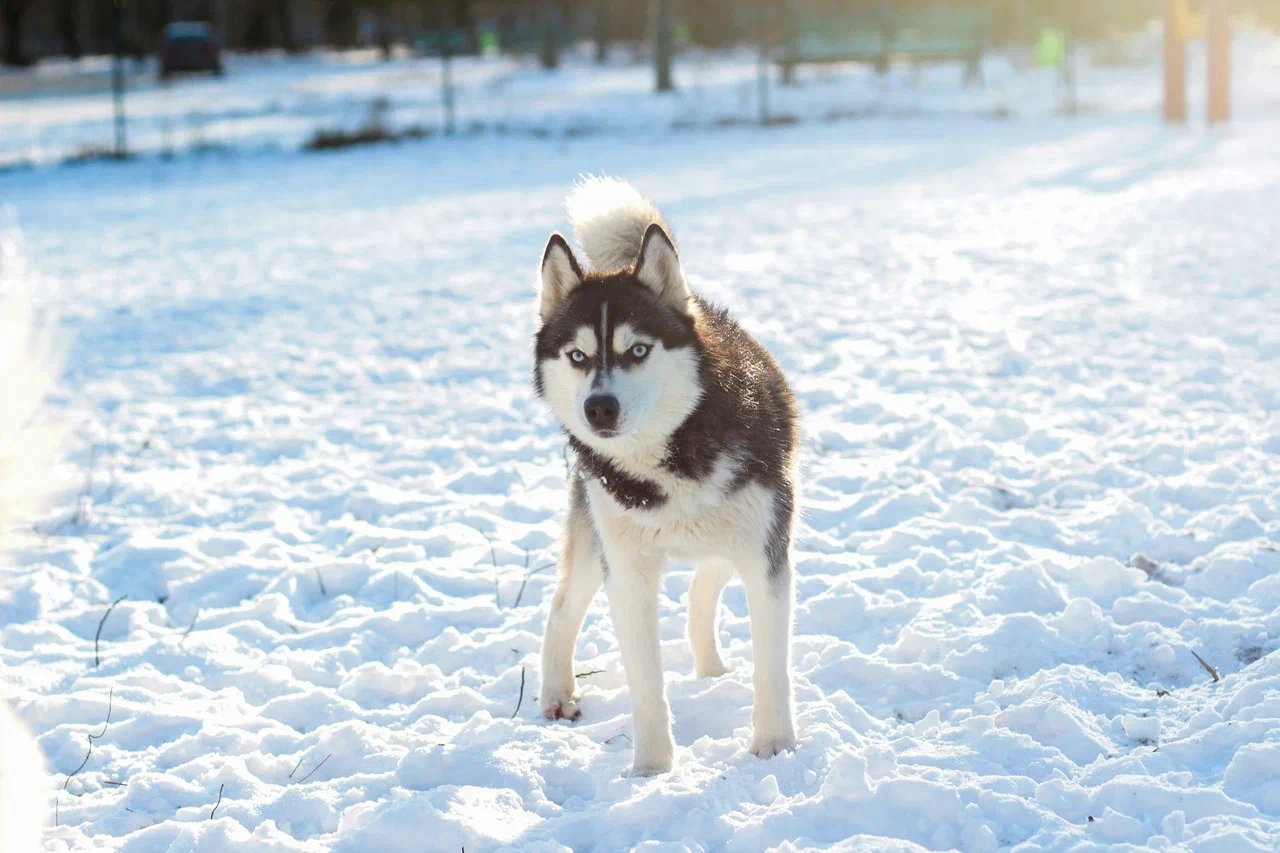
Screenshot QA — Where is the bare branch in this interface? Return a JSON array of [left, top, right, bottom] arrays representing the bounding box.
[[1191, 650, 1221, 683], [94, 595, 128, 668], [63, 687, 114, 789], [295, 753, 332, 784], [510, 666, 526, 718], [209, 783, 224, 820]]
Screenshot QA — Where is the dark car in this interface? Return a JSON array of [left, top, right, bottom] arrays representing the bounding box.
[[159, 22, 223, 79]]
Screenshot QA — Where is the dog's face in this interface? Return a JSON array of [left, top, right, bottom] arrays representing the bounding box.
[[534, 226, 703, 458]]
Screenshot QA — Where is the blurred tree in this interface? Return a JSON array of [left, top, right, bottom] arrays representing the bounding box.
[[688, 0, 741, 46], [373, 0, 393, 59], [325, 0, 360, 47], [2, 0, 33, 66], [245, 2, 273, 50], [594, 0, 610, 62], [56, 0, 83, 59], [275, 0, 299, 52]]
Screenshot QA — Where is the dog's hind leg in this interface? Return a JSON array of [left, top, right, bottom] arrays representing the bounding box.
[[539, 492, 604, 722], [688, 559, 733, 678], [735, 487, 797, 758], [740, 554, 797, 758]]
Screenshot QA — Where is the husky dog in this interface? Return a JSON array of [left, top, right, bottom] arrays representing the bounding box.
[[534, 178, 799, 776]]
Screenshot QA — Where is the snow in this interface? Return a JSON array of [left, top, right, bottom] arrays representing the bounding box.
[[2, 34, 1280, 852]]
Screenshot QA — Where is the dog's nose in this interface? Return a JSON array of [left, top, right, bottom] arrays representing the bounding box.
[[583, 394, 620, 432]]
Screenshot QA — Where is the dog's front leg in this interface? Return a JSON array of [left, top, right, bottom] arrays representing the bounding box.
[[603, 547, 673, 776], [540, 503, 604, 721]]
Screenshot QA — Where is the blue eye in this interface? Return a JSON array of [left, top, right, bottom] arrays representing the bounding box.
[[630, 344, 650, 359], [568, 350, 587, 364]]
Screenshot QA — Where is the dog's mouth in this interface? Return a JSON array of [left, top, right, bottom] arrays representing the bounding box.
[[590, 427, 620, 439]]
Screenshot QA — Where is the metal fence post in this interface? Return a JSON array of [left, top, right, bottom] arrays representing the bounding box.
[[654, 0, 673, 92]]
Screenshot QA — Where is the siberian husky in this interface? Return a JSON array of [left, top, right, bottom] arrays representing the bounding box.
[[534, 178, 799, 775]]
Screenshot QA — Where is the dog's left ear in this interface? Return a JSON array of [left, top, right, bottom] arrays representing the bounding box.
[[634, 224, 690, 312], [539, 233, 583, 320]]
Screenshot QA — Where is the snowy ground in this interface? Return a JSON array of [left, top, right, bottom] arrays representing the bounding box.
[[2, 38, 1280, 853]]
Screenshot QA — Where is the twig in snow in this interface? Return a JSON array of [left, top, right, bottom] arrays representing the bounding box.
[[94, 595, 127, 668], [604, 733, 632, 745], [513, 562, 556, 609], [1190, 650, 1221, 683], [178, 610, 199, 644], [103, 780, 127, 787], [510, 666, 526, 718], [63, 687, 114, 789], [209, 783, 224, 819], [460, 523, 500, 607], [315, 567, 327, 596], [295, 753, 332, 784], [575, 669, 606, 679], [288, 756, 304, 779]]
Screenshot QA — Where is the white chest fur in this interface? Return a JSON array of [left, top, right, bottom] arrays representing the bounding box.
[[584, 453, 776, 561]]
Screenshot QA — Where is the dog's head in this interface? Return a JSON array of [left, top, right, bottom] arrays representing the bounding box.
[[534, 225, 703, 459]]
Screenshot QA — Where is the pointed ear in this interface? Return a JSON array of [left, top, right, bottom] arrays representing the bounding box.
[[633, 223, 690, 311], [539, 233, 583, 321]]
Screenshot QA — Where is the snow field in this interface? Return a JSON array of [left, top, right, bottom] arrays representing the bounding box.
[[1, 45, 1279, 851]]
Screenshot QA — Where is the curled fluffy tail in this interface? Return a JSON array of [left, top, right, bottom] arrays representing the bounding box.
[[565, 176, 672, 273]]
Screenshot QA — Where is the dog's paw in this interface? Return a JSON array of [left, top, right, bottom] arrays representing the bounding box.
[[625, 759, 673, 778], [749, 732, 797, 759], [694, 659, 731, 679], [540, 693, 582, 722]]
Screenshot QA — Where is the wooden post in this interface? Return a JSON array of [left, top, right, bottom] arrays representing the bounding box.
[[654, 0, 673, 92], [539, 1, 559, 70], [1207, 0, 1230, 124], [436, 0, 456, 135], [594, 0, 609, 64], [1162, 0, 1186, 124], [111, 0, 128, 158]]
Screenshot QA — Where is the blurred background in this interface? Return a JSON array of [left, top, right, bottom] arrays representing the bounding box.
[[1, 1, 1277, 169]]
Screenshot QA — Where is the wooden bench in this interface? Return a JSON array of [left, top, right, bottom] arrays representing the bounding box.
[[776, 6, 989, 83], [411, 28, 476, 57]]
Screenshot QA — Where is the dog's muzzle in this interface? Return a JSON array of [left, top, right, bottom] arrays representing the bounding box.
[[583, 394, 620, 435]]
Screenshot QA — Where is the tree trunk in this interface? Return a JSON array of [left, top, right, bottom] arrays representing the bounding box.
[[56, 0, 82, 59], [594, 0, 609, 63], [275, 0, 299, 52], [3, 0, 33, 67]]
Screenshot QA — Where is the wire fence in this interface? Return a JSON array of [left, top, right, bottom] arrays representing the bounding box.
[[1, 27, 1272, 171]]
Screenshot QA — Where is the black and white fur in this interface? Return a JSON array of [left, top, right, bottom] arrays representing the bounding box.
[[534, 178, 799, 776]]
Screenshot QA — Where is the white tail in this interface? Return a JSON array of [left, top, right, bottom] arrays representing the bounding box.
[[566, 176, 672, 273]]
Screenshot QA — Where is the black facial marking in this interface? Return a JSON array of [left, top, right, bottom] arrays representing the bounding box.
[[534, 272, 696, 372]]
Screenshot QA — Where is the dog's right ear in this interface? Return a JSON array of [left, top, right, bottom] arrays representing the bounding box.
[[539, 234, 583, 321]]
